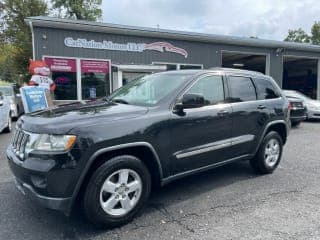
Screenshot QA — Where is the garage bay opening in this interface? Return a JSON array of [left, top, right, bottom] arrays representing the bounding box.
[[283, 56, 318, 99], [222, 52, 267, 74]]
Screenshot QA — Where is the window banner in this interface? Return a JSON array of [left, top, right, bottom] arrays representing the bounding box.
[[80, 60, 110, 74], [44, 57, 77, 72]]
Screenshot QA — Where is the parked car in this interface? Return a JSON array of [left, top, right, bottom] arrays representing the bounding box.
[[0, 91, 12, 133], [0, 85, 24, 119], [287, 97, 306, 126], [283, 90, 320, 120], [7, 68, 290, 227]]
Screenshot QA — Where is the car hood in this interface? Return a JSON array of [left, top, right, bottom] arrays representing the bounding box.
[[305, 99, 320, 107], [17, 100, 149, 134]]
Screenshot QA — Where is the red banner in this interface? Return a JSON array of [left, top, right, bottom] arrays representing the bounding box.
[[44, 57, 76, 72], [80, 60, 110, 74]]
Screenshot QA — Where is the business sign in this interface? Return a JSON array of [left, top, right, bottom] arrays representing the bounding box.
[[20, 86, 48, 113], [44, 57, 77, 72], [64, 37, 188, 58], [80, 60, 110, 74]]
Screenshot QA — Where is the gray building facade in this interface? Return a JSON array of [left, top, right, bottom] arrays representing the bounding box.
[[26, 16, 320, 101]]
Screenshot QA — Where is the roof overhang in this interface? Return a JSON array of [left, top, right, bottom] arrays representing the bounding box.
[[25, 16, 320, 53]]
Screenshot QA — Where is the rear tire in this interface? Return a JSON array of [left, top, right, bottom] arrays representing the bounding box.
[[83, 155, 151, 228], [3, 112, 12, 133], [291, 121, 301, 127], [250, 131, 283, 174]]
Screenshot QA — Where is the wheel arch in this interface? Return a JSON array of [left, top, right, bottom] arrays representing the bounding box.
[[69, 142, 163, 213], [254, 120, 288, 155]]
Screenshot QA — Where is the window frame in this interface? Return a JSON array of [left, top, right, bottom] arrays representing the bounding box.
[[226, 74, 258, 103], [42, 55, 112, 101], [172, 73, 227, 109]]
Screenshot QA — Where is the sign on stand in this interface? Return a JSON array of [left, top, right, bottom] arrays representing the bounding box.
[[20, 86, 50, 113]]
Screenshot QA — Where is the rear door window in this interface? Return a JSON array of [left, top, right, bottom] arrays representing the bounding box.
[[228, 76, 257, 102]]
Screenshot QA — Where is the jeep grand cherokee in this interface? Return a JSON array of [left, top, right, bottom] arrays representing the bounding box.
[[7, 68, 290, 227]]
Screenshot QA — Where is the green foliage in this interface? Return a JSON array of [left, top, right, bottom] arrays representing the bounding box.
[[311, 21, 320, 45], [0, 44, 20, 83], [285, 22, 320, 45], [284, 28, 311, 43], [0, 0, 48, 83], [51, 0, 102, 21]]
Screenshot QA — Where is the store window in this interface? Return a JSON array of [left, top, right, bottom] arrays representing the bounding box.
[[153, 62, 203, 70], [80, 60, 110, 100], [44, 57, 77, 100]]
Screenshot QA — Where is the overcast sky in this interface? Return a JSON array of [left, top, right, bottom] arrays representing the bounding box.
[[101, 0, 320, 41]]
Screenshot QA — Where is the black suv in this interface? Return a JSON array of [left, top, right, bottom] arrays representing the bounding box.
[[7, 68, 290, 227]]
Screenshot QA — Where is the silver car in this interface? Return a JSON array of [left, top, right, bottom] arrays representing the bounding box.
[[283, 90, 320, 120], [0, 85, 24, 118], [0, 91, 12, 133]]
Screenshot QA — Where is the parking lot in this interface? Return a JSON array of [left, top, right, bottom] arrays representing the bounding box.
[[0, 122, 320, 240]]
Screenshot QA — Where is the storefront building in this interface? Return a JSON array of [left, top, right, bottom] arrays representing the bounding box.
[[26, 16, 320, 101]]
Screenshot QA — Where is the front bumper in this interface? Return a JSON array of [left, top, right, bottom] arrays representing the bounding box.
[[6, 145, 81, 215], [290, 115, 307, 123], [14, 178, 71, 213]]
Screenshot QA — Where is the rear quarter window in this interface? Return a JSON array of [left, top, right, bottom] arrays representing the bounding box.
[[254, 78, 280, 100]]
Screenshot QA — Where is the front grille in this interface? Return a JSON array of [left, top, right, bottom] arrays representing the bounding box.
[[11, 128, 29, 160]]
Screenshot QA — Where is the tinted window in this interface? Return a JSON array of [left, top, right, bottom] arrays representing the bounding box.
[[186, 75, 224, 105], [228, 76, 257, 102], [255, 78, 279, 100]]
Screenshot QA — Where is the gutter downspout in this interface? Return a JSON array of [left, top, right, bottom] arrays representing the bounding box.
[[26, 19, 35, 60]]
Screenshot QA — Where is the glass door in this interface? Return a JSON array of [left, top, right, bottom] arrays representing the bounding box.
[[80, 59, 111, 100]]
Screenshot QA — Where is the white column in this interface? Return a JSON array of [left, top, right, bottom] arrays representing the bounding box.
[[76, 58, 82, 100], [117, 71, 123, 89]]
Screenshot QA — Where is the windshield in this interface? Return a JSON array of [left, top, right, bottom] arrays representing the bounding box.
[[109, 73, 192, 106], [0, 87, 14, 96], [284, 90, 310, 100]]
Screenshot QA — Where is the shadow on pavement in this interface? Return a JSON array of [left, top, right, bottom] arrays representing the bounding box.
[[2, 160, 260, 239]]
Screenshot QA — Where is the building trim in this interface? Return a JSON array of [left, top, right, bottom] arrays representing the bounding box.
[[25, 16, 320, 53]]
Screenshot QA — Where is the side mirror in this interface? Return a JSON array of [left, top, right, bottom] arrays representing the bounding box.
[[174, 93, 205, 113]]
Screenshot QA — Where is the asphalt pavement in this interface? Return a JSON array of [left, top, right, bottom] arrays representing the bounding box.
[[1, 122, 320, 240]]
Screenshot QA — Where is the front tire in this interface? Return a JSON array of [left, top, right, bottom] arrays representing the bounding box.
[[83, 155, 151, 228], [250, 131, 283, 174]]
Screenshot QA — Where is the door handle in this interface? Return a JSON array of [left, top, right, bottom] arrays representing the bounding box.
[[217, 109, 230, 116], [257, 105, 266, 110]]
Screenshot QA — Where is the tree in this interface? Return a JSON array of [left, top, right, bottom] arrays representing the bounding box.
[[0, 0, 48, 82], [51, 0, 102, 21], [0, 44, 20, 83], [311, 21, 320, 45], [284, 28, 311, 43]]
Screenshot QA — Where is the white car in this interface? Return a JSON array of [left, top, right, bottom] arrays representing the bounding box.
[[283, 90, 320, 120], [0, 86, 24, 119], [0, 91, 12, 133]]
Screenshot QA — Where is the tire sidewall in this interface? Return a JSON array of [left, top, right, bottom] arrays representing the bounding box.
[[84, 155, 151, 227], [258, 131, 283, 172]]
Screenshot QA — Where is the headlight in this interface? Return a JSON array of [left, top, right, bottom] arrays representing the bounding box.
[[26, 133, 77, 152]]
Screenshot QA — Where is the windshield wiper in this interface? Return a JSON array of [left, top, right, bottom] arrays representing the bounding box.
[[112, 98, 130, 104]]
